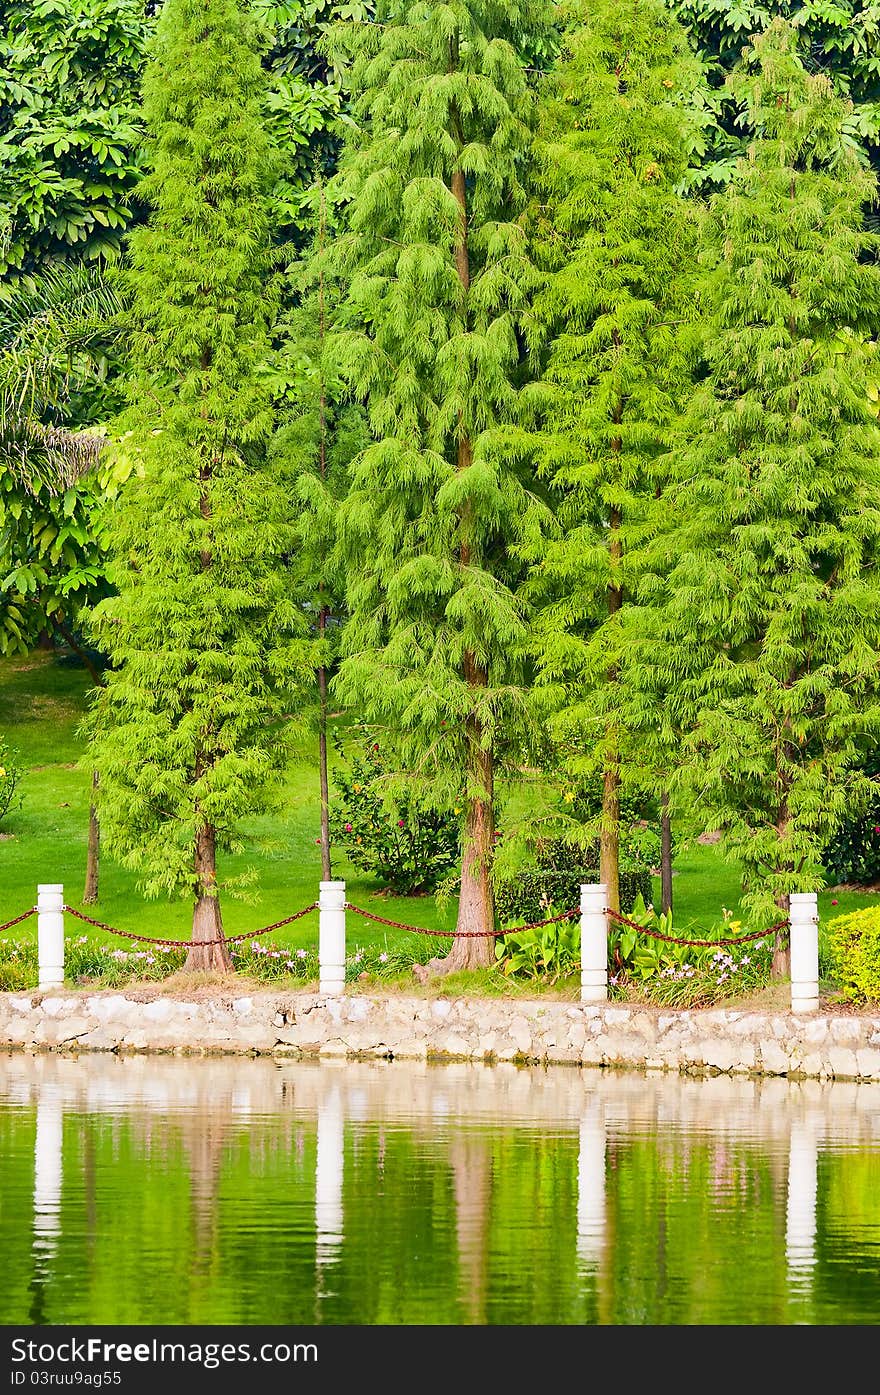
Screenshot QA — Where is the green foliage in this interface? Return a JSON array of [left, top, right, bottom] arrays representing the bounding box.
[[0, 936, 36, 990], [827, 904, 880, 1003], [548, 775, 668, 870], [83, 0, 313, 904], [0, 0, 148, 272], [669, 0, 880, 196], [0, 733, 23, 826], [494, 865, 652, 924], [0, 261, 127, 658], [324, 0, 556, 941], [822, 802, 880, 888], [254, 0, 375, 240], [524, 0, 699, 893], [329, 728, 461, 895], [629, 21, 880, 924], [821, 751, 880, 887], [610, 893, 774, 1005], [493, 914, 579, 981]]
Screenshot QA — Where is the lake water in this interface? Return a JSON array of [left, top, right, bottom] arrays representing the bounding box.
[[2, 1050, 880, 1326]]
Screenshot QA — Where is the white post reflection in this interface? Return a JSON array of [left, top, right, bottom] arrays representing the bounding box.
[[33, 1090, 64, 1271], [786, 1118, 818, 1293], [315, 1085, 344, 1289], [577, 1099, 607, 1267]]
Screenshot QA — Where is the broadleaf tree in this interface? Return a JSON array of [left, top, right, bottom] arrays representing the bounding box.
[[325, 0, 555, 971], [630, 19, 880, 971], [84, 0, 311, 969]]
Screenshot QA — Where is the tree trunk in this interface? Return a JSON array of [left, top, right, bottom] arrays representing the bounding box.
[[316, 190, 332, 885], [318, 652, 332, 882], [185, 823, 232, 973], [771, 781, 793, 980], [772, 889, 791, 980], [600, 756, 620, 915], [601, 506, 623, 915], [660, 789, 673, 917], [83, 769, 100, 904], [414, 57, 496, 979]]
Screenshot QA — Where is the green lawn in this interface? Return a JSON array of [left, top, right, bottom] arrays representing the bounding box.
[[1, 649, 876, 965]]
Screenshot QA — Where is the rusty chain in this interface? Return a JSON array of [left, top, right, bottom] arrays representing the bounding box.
[[3, 898, 787, 954], [0, 906, 37, 934], [344, 901, 579, 938], [63, 901, 319, 949], [605, 906, 788, 948]]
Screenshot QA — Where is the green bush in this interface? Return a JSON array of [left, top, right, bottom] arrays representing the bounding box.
[[827, 905, 880, 1004], [495, 866, 652, 926], [329, 729, 461, 895], [822, 781, 880, 888]]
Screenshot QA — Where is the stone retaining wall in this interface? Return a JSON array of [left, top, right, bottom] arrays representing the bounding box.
[[3, 986, 880, 1080]]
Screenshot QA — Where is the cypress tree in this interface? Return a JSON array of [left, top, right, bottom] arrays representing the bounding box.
[[525, 0, 699, 914], [270, 187, 367, 881], [326, 0, 553, 971], [84, 0, 310, 970], [635, 19, 880, 970]]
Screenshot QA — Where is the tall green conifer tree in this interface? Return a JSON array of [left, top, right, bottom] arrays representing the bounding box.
[[326, 0, 553, 970], [525, 0, 699, 914], [270, 188, 367, 881], [633, 19, 880, 969], [84, 0, 309, 970]]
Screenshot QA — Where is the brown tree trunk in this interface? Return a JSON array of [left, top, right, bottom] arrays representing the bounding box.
[[601, 507, 623, 915], [772, 802, 792, 980], [83, 769, 100, 904], [660, 789, 673, 917], [316, 190, 332, 885], [318, 649, 332, 883], [185, 823, 232, 972], [445, 706, 495, 970], [414, 55, 496, 978]]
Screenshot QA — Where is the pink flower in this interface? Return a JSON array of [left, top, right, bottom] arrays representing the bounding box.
[[397, 819, 404, 827], [831, 899, 838, 905], [344, 822, 353, 832]]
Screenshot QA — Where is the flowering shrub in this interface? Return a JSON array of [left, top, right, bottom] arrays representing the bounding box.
[[345, 937, 435, 982], [608, 897, 773, 1007], [329, 730, 461, 895], [0, 737, 24, 830], [231, 940, 319, 983]]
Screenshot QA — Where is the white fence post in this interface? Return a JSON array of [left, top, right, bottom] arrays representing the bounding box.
[[37, 884, 65, 990], [789, 892, 819, 1014], [580, 882, 608, 1004], [319, 880, 346, 996]]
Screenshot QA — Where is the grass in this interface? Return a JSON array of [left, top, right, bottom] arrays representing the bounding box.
[[1, 647, 878, 994]]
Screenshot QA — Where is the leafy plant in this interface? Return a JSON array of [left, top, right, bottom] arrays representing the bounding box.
[[608, 894, 774, 1006], [329, 729, 461, 896], [0, 737, 24, 828], [494, 916, 580, 983], [826, 905, 880, 1004], [822, 758, 880, 888]]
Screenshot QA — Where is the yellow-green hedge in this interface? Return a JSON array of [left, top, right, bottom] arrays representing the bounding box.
[[827, 906, 880, 1004]]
